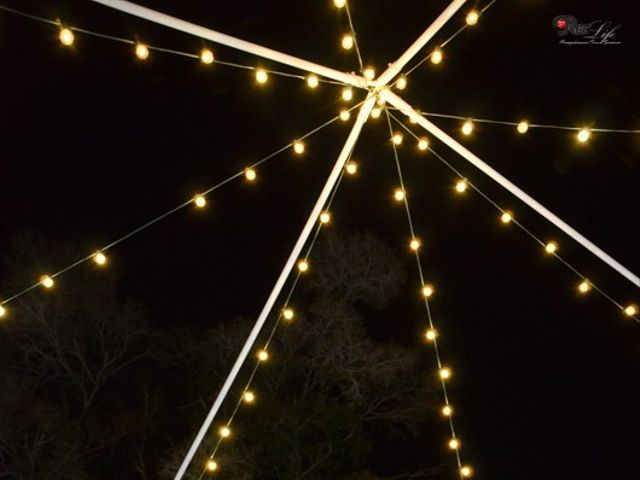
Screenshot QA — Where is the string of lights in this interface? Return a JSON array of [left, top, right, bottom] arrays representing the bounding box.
[[0, 100, 368, 320], [385, 109, 472, 479], [386, 111, 639, 323]]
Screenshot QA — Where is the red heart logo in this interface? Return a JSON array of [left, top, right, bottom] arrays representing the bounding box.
[[556, 19, 567, 29]]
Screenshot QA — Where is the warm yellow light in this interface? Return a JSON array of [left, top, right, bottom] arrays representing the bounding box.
[[59, 28, 74, 46], [517, 121, 529, 134], [293, 141, 305, 155], [439, 367, 452, 380], [396, 76, 407, 90], [455, 179, 468, 193], [393, 188, 405, 202], [578, 280, 591, 294], [283, 307, 295, 321], [342, 87, 353, 101], [306, 75, 319, 88], [334, 0, 346, 7], [341, 34, 354, 50], [257, 349, 269, 362], [500, 211, 513, 224], [370, 107, 382, 119], [345, 161, 358, 175], [422, 284, 434, 298], [93, 252, 107, 266], [418, 138, 429, 151], [410, 238, 421, 251], [339, 109, 351, 121], [448, 438, 460, 450], [200, 48, 214, 64], [391, 133, 403, 145], [255, 69, 269, 84], [135, 43, 150, 60], [624, 305, 638, 317], [441, 405, 453, 416], [244, 168, 257, 182], [0, 305, 6, 318], [577, 127, 591, 143], [425, 328, 437, 341], [206, 459, 219, 472], [461, 466, 473, 477], [466, 10, 480, 26], [320, 211, 331, 224], [430, 48, 443, 64], [243, 390, 256, 403], [461, 120, 474, 136], [409, 115, 419, 124], [364, 67, 376, 81], [545, 242, 558, 254], [219, 426, 231, 438], [376, 97, 386, 106], [40, 275, 54, 289], [194, 195, 207, 208], [298, 260, 309, 272]]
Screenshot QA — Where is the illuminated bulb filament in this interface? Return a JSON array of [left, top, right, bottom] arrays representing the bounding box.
[[205, 459, 218, 472], [345, 161, 358, 175], [439, 367, 452, 380], [391, 133, 404, 145], [461, 466, 473, 478], [431, 48, 443, 64], [396, 76, 407, 90], [244, 168, 257, 182], [461, 120, 474, 135], [448, 438, 460, 450], [393, 189, 405, 202], [243, 391, 256, 403], [93, 252, 107, 266], [418, 138, 429, 151], [200, 48, 214, 64], [466, 10, 480, 26], [283, 307, 295, 321], [40, 275, 54, 289], [194, 195, 207, 208], [219, 426, 231, 438], [363, 68, 375, 81], [501, 211, 513, 224], [340, 109, 351, 121], [341, 34, 354, 50], [298, 260, 309, 272], [425, 329, 437, 341], [135, 44, 149, 60], [334, 0, 346, 8], [545, 242, 558, 254], [293, 141, 305, 155], [319, 211, 331, 224], [422, 285, 434, 298], [370, 107, 382, 119], [455, 179, 468, 193], [342, 87, 354, 101], [255, 69, 269, 84], [257, 349, 269, 362], [59, 28, 74, 46], [517, 121, 529, 134], [577, 128, 591, 143], [0, 305, 6, 318], [624, 305, 638, 317], [410, 238, 421, 251], [442, 405, 453, 416], [306, 75, 319, 88], [578, 280, 591, 294]]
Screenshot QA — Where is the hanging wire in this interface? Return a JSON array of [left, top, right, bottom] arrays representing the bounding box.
[[386, 110, 639, 324], [344, 0, 365, 73]]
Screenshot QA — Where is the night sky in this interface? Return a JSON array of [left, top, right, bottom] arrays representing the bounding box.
[[1, 0, 639, 478]]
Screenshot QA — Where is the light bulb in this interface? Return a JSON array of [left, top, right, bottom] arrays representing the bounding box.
[[461, 466, 473, 478], [624, 305, 638, 317], [219, 426, 231, 438], [466, 10, 480, 26], [431, 48, 443, 64], [577, 128, 591, 143], [306, 75, 319, 88], [342, 87, 353, 101], [376, 97, 386, 106], [364, 67, 375, 81], [578, 280, 591, 294], [448, 438, 460, 450], [461, 120, 474, 135], [334, 0, 346, 7], [393, 188, 405, 201], [135, 43, 149, 60], [93, 252, 107, 266], [298, 260, 309, 272], [425, 328, 437, 341], [345, 161, 358, 175], [255, 69, 269, 84], [200, 48, 214, 64], [257, 349, 269, 362], [439, 367, 452, 380], [418, 138, 429, 151], [341, 34, 354, 50], [340, 109, 351, 121], [545, 242, 558, 254], [517, 121, 529, 134], [194, 195, 207, 208], [243, 390, 256, 403], [441, 405, 453, 416], [370, 107, 382, 119], [40, 275, 54, 289], [500, 211, 513, 224], [0, 305, 6, 318], [244, 168, 257, 182], [396, 76, 407, 90], [391, 133, 403, 145], [320, 211, 331, 224], [206, 459, 218, 472], [293, 141, 305, 154], [283, 307, 295, 320], [422, 284, 434, 298], [410, 238, 421, 251], [59, 28, 74, 46], [455, 179, 468, 193], [409, 115, 419, 124]]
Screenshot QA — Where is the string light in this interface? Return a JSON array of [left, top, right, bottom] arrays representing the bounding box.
[[418, 138, 429, 151], [334, 0, 346, 8], [425, 328, 437, 341], [517, 120, 529, 134], [430, 48, 443, 64], [461, 466, 473, 477], [135, 43, 149, 60], [205, 459, 219, 472], [345, 161, 358, 175], [545, 241, 558, 254], [461, 119, 474, 135], [194, 195, 207, 208], [448, 438, 460, 450], [218, 426, 231, 438], [391, 133, 404, 145], [0, 305, 6, 318], [255, 69, 269, 84], [500, 211, 513, 224], [442, 405, 453, 416], [393, 188, 406, 201], [410, 238, 421, 251], [40, 275, 54, 289], [319, 211, 331, 224], [341, 34, 354, 50], [283, 307, 295, 321], [340, 109, 351, 121], [93, 251, 107, 266], [578, 280, 591, 294], [200, 48, 214, 64], [371, 107, 382, 119], [297, 259, 309, 272], [243, 391, 256, 403], [59, 27, 74, 46], [257, 349, 269, 362], [439, 367, 452, 380], [396, 76, 407, 90], [342, 87, 354, 101], [306, 75, 319, 88], [455, 179, 468, 193], [577, 127, 591, 143], [466, 10, 480, 26], [624, 305, 638, 317], [244, 168, 257, 182], [364, 67, 376, 81], [422, 284, 434, 298], [293, 141, 305, 154]]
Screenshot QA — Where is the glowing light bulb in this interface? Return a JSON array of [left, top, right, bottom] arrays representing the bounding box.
[[320, 211, 331, 224], [298, 260, 309, 272], [578, 280, 591, 294], [342, 87, 353, 101], [341, 34, 354, 50], [431, 48, 443, 64], [448, 438, 460, 450], [409, 115, 418, 124], [461, 466, 473, 478], [425, 328, 437, 341], [219, 426, 231, 438], [340, 109, 351, 121], [243, 391, 256, 403], [40, 275, 54, 289], [135, 43, 149, 60], [283, 307, 295, 321], [59, 28, 74, 46], [410, 238, 421, 251], [200, 48, 214, 64], [624, 305, 638, 317], [500, 211, 513, 224], [455, 179, 468, 193], [334, 0, 346, 7], [393, 188, 405, 202], [396, 76, 407, 90], [244, 168, 257, 182], [0, 305, 6, 318], [370, 107, 382, 119], [466, 10, 480, 26], [376, 97, 386, 106], [545, 242, 558, 254], [461, 120, 474, 135], [364, 67, 376, 81], [418, 138, 429, 151], [577, 128, 591, 143], [255, 69, 269, 84], [345, 161, 358, 175], [194, 195, 207, 208], [439, 367, 452, 380], [517, 121, 529, 134], [257, 349, 269, 362], [293, 141, 305, 155], [93, 252, 107, 266], [391, 133, 403, 145], [206, 459, 219, 472], [422, 284, 434, 298], [442, 405, 453, 416], [306, 75, 319, 88]]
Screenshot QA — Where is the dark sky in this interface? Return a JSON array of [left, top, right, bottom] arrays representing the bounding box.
[[1, 0, 639, 479]]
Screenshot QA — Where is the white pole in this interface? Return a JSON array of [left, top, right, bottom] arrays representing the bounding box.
[[375, 0, 467, 88], [90, 0, 367, 89], [383, 90, 640, 288], [172, 94, 377, 480]]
